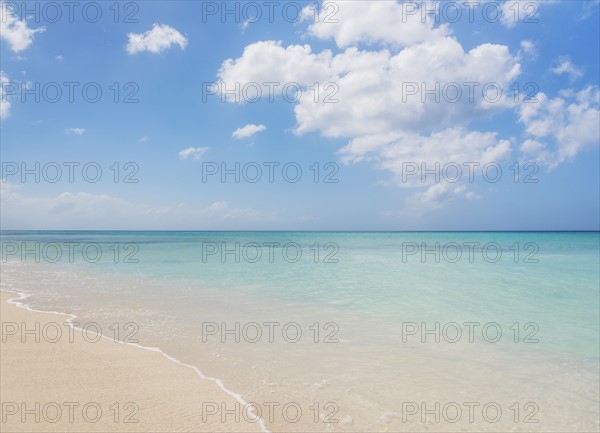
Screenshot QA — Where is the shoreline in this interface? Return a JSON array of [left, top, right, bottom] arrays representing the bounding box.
[[0, 289, 269, 433]]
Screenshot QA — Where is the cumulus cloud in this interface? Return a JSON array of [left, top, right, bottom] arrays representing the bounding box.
[[338, 127, 511, 207], [0, 71, 11, 119], [339, 128, 511, 174], [65, 128, 86, 135], [126, 24, 188, 54], [217, 38, 520, 138], [518, 86, 600, 168], [213, 2, 522, 209], [551, 56, 584, 82], [217, 41, 334, 100], [304, 0, 449, 48], [178, 146, 209, 160], [232, 123, 266, 139], [0, 1, 45, 52]]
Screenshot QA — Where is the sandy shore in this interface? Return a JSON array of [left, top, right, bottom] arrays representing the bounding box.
[[0, 291, 264, 432]]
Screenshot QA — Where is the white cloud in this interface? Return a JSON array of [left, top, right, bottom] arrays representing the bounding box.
[[518, 86, 600, 168], [551, 56, 584, 82], [0, 71, 11, 119], [0, 184, 140, 226], [304, 0, 449, 48], [0, 1, 45, 52], [218, 38, 520, 139], [217, 41, 334, 101], [300, 41, 520, 138], [65, 128, 86, 135], [0, 183, 280, 229], [232, 123, 266, 139], [214, 1, 527, 209], [126, 24, 188, 54], [139, 135, 150, 143], [519, 40, 536, 58], [178, 146, 209, 160], [338, 127, 511, 209], [410, 183, 471, 210], [55, 55, 63, 61]]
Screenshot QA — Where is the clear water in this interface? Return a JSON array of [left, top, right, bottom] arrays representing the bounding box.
[[1, 231, 599, 431]]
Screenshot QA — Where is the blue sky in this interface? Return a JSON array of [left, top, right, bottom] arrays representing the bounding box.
[[1, 0, 599, 230]]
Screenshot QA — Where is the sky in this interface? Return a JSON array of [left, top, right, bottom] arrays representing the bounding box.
[[1, 0, 599, 230]]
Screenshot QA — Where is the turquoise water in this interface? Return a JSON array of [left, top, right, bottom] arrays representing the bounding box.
[[2, 231, 598, 352], [1, 231, 599, 431]]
